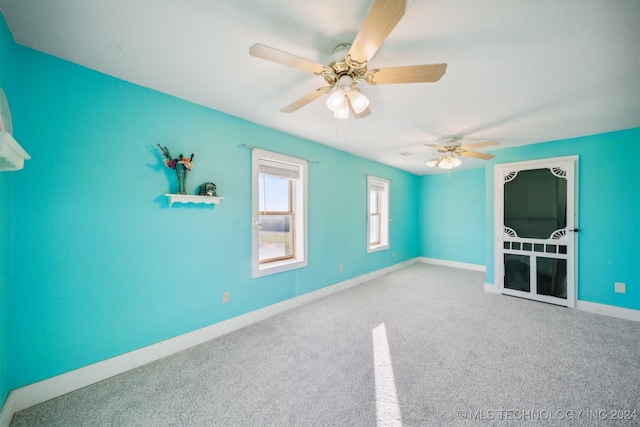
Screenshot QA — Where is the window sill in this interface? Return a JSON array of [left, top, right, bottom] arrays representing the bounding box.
[[253, 258, 307, 278], [368, 244, 389, 253]]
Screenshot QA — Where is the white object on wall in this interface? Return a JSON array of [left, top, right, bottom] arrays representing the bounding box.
[[0, 131, 30, 171], [0, 88, 30, 171]]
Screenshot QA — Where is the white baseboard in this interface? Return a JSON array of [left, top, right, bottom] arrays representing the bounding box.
[[1, 258, 418, 422], [418, 257, 486, 272], [483, 282, 639, 323], [576, 300, 640, 322], [484, 282, 500, 293]]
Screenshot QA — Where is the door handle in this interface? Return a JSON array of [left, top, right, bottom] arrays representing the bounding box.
[[568, 228, 580, 232]]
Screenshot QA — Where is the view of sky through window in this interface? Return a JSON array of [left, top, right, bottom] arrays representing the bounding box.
[[259, 174, 290, 212]]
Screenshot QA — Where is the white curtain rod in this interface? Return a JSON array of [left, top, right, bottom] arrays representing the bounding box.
[[239, 144, 319, 164], [366, 174, 393, 181]]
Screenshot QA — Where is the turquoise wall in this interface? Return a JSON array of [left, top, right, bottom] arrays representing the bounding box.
[[416, 130, 639, 310], [1, 8, 638, 407], [0, 11, 16, 407], [418, 169, 485, 266], [6, 37, 419, 388], [483, 130, 640, 310]]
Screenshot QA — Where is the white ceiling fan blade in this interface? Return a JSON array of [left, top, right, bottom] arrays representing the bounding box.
[[459, 140, 500, 150], [459, 150, 495, 160], [365, 63, 447, 85], [348, 0, 406, 65], [280, 86, 332, 113], [250, 43, 326, 75]]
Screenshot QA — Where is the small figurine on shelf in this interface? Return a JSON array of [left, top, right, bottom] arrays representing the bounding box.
[[199, 182, 217, 197], [157, 144, 194, 195]]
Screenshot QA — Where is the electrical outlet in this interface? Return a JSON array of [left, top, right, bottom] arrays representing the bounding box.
[[339, 264, 344, 272], [222, 291, 230, 303], [392, 251, 396, 257], [614, 282, 626, 294]]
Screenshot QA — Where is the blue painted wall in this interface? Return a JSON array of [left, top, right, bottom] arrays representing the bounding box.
[[0, 11, 16, 407], [1, 8, 638, 408], [418, 169, 485, 266], [417, 130, 639, 310], [6, 35, 419, 388], [483, 130, 640, 310]]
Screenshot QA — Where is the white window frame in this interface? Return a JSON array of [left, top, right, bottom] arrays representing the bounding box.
[[252, 149, 308, 278], [367, 176, 390, 252]]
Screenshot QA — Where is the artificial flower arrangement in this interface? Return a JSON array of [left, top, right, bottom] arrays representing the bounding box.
[[157, 144, 194, 171], [157, 144, 194, 194]]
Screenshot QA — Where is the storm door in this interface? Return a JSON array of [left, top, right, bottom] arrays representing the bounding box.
[[495, 157, 578, 307]]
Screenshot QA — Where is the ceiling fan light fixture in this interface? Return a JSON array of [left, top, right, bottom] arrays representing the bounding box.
[[326, 88, 346, 112], [348, 90, 369, 114], [250, 0, 449, 118], [333, 103, 350, 119], [425, 159, 438, 167], [439, 155, 462, 170]]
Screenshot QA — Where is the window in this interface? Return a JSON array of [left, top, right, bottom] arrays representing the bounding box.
[[252, 149, 307, 277], [367, 176, 389, 252]]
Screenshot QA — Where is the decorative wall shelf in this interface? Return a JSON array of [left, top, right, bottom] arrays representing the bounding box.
[[0, 131, 30, 171], [164, 194, 224, 207]]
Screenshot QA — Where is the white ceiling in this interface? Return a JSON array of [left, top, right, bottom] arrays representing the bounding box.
[[1, 0, 638, 175]]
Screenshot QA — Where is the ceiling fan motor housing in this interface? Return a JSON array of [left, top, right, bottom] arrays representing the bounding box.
[[323, 43, 366, 86]]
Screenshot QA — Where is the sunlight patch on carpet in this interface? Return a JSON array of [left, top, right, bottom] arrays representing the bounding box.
[[373, 323, 402, 427]]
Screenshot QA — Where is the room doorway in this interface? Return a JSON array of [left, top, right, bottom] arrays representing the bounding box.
[[495, 156, 578, 307]]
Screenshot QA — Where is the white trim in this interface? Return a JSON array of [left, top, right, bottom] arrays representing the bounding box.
[[484, 282, 501, 294], [0, 392, 15, 427], [495, 155, 580, 171], [367, 176, 390, 253], [576, 300, 640, 322], [252, 149, 308, 278], [419, 257, 486, 272], [483, 283, 640, 322], [501, 287, 571, 306], [2, 258, 418, 418], [494, 155, 579, 308]]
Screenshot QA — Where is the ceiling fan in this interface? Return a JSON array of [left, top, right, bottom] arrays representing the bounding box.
[[249, 0, 447, 119], [424, 137, 499, 169]]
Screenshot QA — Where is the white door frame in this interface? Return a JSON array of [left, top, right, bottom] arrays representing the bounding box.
[[494, 156, 579, 307]]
